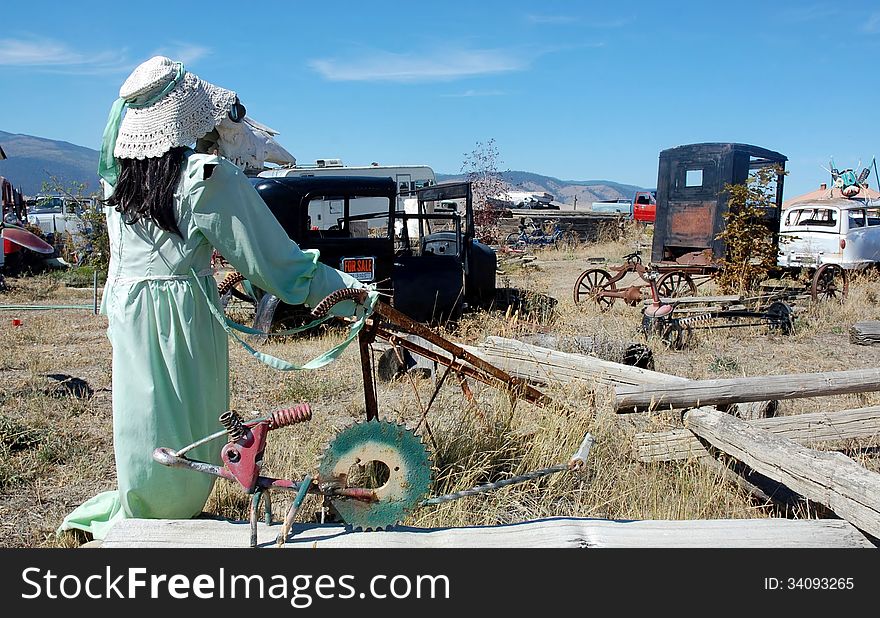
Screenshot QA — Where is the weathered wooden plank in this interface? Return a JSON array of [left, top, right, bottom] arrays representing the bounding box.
[[683, 407, 880, 539], [101, 516, 876, 548], [473, 337, 774, 419], [642, 295, 743, 305], [616, 368, 880, 413], [850, 321, 880, 346], [636, 406, 880, 462], [472, 336, 690, 388]]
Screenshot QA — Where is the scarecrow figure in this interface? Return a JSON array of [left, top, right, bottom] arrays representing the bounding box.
[[59, 56, 365, 541]]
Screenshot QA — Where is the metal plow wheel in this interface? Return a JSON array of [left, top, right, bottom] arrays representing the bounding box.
[[573, 268, 616, 310], [811, 264, 848, 303], [317, 420, 432, 531], [656, 271, 697, 299]]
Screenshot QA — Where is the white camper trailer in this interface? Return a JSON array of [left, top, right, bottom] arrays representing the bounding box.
[[258, 160, 436, 230]]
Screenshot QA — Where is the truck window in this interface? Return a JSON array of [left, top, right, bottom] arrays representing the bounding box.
[[848, 209, 866, 228], [685, 170, 703, 187], [786, 207, 837, 227], [867, 208, 880, 226]]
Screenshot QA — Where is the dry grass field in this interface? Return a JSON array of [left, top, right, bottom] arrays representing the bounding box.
[[2, 224, 880, 548]]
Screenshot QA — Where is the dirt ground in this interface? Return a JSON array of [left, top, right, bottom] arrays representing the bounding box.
[[2, 227, 879, 547]]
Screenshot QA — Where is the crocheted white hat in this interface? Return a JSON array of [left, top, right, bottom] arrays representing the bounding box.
[[114, 56, 237, 159]]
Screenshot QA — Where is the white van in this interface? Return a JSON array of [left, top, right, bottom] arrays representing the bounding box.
[[259, 159, 436, 230], [777, 198, 880, 270]]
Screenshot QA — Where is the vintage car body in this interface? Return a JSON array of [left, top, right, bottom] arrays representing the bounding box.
[[778, 198, 880, 270], [247, 176, 496, 326], [652, 143, 787, 265]]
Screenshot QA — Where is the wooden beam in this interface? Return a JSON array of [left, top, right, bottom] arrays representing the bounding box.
[[683, 407, 880, 539], [615, 368, 880, 413], [101, 516, 875, 549], [636, 405, 880, 462], [471, 336, 689, 387], [473, 337, 774, 419], [850, 321, 880, 346]]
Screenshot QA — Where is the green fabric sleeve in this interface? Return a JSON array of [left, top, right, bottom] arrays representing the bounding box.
[[187, 156, 322, 307]]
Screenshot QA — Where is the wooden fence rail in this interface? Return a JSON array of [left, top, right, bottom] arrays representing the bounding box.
[[636, 405, 880, 462], [615, 368, 880, 414]]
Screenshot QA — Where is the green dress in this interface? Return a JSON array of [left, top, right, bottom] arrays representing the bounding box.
[[58, 153, 363, 540]]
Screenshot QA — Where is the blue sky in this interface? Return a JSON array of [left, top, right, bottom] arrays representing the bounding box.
[[1, 0, 878, 198]]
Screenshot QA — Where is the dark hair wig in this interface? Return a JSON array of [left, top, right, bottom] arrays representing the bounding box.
[[105, 146, 188, 235]]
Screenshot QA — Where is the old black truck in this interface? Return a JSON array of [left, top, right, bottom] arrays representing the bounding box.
[[224, 176, 497, 329]]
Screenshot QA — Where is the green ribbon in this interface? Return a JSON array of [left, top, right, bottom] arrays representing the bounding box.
[[193, 271, 378, 371], [98, 62, 186, 187]]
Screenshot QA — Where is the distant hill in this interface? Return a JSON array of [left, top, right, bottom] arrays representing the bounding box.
[[0, 131, 100, 196], [0, 131, 649, 204], [437, 171, 649, 208]]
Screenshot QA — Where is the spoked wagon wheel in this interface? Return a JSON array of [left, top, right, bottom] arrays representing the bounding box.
[[573, 268, 616, 310], [656, 271, 697, 299], [811, 264, 848, 302]]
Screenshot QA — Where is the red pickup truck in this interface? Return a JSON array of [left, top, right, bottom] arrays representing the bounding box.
[[633, 191, 656, 224]]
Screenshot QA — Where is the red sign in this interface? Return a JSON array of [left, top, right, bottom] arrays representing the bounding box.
[[340, 256, 375, 282]]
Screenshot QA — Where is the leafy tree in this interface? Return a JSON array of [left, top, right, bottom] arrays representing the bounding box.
[[461, 138, 510, 244], [715, 165, 787, 293], [39, 174, 110, 274]]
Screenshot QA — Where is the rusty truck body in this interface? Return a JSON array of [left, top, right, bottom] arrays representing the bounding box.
[[651, 142, 787, 266]]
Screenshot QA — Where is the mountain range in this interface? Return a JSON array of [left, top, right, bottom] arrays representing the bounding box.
[[0, 131, 648, 204], [0, 131, 101, 196]]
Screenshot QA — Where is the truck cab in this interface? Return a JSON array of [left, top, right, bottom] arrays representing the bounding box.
[[632, 191, 656, 223]]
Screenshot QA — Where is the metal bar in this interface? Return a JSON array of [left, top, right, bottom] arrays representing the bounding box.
[[415, 360, 455, 433], [277, 474, 313, 547], [378, 329, 546, 405], [93, 270, 98, 315], [263, 490, 273, 526], [359, 324, 379, 421], [419, 464, 569, 506], [374, 324, 550, 407], [372, 300, 546, 401], [249, 490, 262, 548], [688, 322, 775, 330]]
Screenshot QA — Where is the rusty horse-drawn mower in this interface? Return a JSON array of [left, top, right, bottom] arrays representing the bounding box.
[[154, 288, 594, 546]]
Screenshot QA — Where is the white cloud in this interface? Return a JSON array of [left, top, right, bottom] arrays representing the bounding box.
[[779, 5, 840, 23], [151, 43, 211, 66], [308, 47, 529, 83], [585, 17, 633, 29], [0, 38, 124, 72], [0, 37, 212, 75], [440, 89, 508, 98], [864, 12, 880, 33], [526, 14, 578, 25]]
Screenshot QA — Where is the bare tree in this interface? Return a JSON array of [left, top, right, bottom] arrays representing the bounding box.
[[461, 138, 509, 244]]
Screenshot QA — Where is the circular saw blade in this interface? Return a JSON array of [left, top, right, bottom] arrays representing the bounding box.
[[317, 419, 432, 531]]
